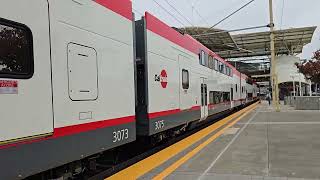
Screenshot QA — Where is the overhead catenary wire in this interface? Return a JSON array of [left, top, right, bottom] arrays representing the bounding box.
[[209, 0, 256, 29], [151, 0, 187, 28], [280, 0, 285, 30], [278, 0, 291, 54], [192, 25, 269, 37], [163, 0, 194, 27]]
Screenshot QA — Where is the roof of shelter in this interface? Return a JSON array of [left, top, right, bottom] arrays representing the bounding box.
[[181, 26, 317, 59]]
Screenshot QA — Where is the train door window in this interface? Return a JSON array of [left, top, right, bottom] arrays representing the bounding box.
[[208, 55, 214, 69], [182, 69, 189, 89], [199, 50, 206, 66], [68, 43, 98, 101], [201, 84, 204, 106], [230, 69, 233, 77], [204, 84, 208, 105], [0, 19, 34, 79], [231, 88, 234, 100]]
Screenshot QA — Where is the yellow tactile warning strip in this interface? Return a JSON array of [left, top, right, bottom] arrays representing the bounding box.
[[107, 102, 259, 180], [152, 103, 258, 179]]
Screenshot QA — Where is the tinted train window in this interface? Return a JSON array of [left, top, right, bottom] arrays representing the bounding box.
[[219, 61, 224, 73], [214, 59, 219, 71], [226, 67, 229, 76], [223, 92, 230, 101], [209, 91, 223, 104], [0, 19, 33, 79], [200, 50, 206, 66], [182, 69, 189, 89], [208, 55, 214, 69]]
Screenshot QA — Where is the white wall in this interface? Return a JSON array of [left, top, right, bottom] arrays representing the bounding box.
[[276, 55, 307, 84]]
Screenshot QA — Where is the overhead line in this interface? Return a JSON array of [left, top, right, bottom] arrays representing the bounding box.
[[280, 0, 285, 29], [192, 25, 269, 37], [151, 0, 187, 28], [193, 7, 211, 26], [209, 0, 256, 29], [163, 0, 194, 27]]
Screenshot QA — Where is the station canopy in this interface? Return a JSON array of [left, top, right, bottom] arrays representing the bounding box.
[[181, 26, 316, 59]]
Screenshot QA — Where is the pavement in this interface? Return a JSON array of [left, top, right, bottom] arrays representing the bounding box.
[[142, 101, 320, 180]]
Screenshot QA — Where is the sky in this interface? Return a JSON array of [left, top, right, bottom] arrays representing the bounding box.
[[132, 0, 320, 59]]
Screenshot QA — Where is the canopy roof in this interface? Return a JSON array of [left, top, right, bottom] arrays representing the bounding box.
[[182, 26, 317, 59]]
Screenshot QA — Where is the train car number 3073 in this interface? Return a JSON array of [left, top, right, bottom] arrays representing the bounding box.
[[113, 129, 129, 143]]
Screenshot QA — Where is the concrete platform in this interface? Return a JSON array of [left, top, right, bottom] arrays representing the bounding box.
[[142, 101, 320, 180]]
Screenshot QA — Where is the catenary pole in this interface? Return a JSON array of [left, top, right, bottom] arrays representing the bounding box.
[[269, 0, 280, 111]]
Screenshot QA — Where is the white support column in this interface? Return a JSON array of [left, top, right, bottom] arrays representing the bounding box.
[[299, 80, 302, 96], [309, 80, 312, 96]]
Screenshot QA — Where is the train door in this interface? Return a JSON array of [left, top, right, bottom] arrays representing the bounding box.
[[200, 78, 208, 121], [0, 0, 53, 143]]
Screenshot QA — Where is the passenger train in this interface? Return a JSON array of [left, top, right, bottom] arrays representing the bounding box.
[[0, 0, 258, 179]]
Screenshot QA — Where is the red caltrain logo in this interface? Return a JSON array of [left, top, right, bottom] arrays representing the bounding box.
[[155, 70, 168, 88], [160, 70, 168, 88]]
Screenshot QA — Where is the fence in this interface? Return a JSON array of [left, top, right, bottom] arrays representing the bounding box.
[[284, 96, 320, 110]]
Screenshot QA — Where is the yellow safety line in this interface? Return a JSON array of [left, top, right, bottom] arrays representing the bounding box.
[[152, 103, 258, 180], [107, 102, 259, 180]]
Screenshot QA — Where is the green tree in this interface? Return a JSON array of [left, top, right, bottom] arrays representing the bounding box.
[[295, 49, 320, 83]]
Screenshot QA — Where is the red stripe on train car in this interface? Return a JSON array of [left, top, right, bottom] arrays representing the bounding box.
[[190, 105, 201, 110], [144, 12, 241, 78], [53, 115, 135, 138], [95, 0, 132, 20], [148, 105, 201, 119], [0, 115, 135, 150], [148, 109, 181, 119]]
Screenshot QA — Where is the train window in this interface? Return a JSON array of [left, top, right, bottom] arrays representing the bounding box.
[[208, 55, 214, 69], [219, 62, 224, 73], [236, 84, 238, 92], [230, 69, 233, 77], [199, 50, 206, 66], [209, 91, 223, 104], [214, 59, 219, 71], [223, 92, 230, 101], [182, 69, 189, 89], [209, 91, 214, 104], [223, 64, 227, 74], [0, 18, 33, 79]]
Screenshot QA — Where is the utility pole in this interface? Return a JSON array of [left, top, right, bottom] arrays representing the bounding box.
[[269, 0, 280, 111]]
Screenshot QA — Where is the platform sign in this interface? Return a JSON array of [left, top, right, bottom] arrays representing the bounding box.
[[0, 80, 18, 94]]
